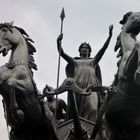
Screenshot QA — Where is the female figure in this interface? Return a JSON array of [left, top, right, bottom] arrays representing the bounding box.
[[57, 25, 113, 121]]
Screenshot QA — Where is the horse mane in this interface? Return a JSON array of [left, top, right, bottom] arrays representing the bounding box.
[[14, 26, 37, 71], [114, 33, 123, 67], [14, 26, 39, 95]]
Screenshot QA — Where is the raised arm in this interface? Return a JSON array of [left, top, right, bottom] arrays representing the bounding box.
[[57, 34, 74, 64], [94, 25, 113, 64]]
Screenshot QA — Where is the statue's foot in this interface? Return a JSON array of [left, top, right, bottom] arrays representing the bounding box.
[[134, 67, 140, 85]]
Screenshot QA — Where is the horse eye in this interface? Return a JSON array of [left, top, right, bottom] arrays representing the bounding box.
[[4, 38, 8, 41], [131, 16, 137, 20], [1, 28, 7, 32]]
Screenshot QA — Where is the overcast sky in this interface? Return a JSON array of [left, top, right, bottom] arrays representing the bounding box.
[[0, 0, 140, 139]]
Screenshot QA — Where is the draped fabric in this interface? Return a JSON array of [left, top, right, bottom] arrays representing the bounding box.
[[66, 58, 102, 121]]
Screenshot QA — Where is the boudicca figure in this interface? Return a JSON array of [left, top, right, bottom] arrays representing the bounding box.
[[57, 25, 113, 122]]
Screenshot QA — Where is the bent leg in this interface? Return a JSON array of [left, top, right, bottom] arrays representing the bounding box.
[[83, 92, 98, 122]]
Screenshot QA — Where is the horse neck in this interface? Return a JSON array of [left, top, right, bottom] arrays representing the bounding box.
[[116, 31, 137, 80], [121, 30, 136, 52], [8, 38, 29, 66]]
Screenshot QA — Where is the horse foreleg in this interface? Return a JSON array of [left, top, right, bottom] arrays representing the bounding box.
[[9, 87, 24, 124]]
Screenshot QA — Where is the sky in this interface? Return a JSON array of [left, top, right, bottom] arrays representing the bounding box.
[[0, 0, 140, 139]]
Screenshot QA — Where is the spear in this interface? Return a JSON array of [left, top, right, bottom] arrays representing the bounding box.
[[55, 8, 65, 119]]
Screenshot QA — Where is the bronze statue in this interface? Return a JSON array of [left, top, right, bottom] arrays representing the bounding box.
[[42, 78, 95, 140], [104, 11, 140, 140], [2, 10, 140, 140], [43, 85, 67, 124], [42, 75, 112, 140], [0, 22, 58, 140], [57, 25, 113, 122]]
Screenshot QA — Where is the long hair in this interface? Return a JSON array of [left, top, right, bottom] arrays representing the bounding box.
[[78, 42, 92, 57]]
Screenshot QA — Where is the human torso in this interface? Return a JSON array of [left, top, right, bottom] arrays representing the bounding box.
[[74, 58, 99, 88]]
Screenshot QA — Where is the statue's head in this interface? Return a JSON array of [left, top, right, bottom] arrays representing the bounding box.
[[43, 85, 54, 102], [46, 94, 54, 102], [78, 42, 92, 58]]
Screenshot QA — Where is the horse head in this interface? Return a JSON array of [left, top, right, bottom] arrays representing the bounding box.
[[119, 11, 140, 35], [114, 12, 140, 80], [0, 22, 14, 56], [0, 22, 28, 56], [0, 22, 37, 71]]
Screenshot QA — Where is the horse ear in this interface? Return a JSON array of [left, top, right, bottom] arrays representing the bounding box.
[[119, 12, 132, 25], [9, 21, 14, 26]]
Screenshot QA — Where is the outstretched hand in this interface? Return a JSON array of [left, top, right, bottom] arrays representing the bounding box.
[[57, 33, 63, 42], [109, 24, 113, 36]]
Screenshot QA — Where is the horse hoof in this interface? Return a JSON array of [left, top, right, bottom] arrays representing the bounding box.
[[134, 70, 140, 85]]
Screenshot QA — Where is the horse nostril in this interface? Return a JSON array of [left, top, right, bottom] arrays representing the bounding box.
[[3, 48, 6, 53], [133, 19, 138, 24]]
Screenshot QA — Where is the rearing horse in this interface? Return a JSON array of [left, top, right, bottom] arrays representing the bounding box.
[[0, 22, 58, 140], [105, 12, 140, 140]]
